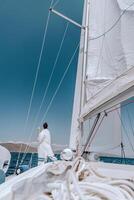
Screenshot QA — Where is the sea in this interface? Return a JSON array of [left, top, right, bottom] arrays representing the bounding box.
[[6, 152, 60, 176], [6, 152, 134, 176]]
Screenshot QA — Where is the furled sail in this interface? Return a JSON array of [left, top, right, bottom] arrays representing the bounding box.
[[70, 0, 134, 153]]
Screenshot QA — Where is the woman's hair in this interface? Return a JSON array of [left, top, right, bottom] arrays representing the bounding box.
[[43, 122, 48, 129]]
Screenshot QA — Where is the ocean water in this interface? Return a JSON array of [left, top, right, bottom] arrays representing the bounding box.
[[100, 156, 134, 165], [6, 152, 38, 176], [6, 153, 134, 176], [6, 152, 60, 176]]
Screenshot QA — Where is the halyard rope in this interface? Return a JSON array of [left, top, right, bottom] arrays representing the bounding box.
[[40, 42, 80, 123]]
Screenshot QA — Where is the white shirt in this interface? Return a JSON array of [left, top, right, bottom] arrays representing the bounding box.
[[38, 129, 51, 145], [37, 129, 54, 159]]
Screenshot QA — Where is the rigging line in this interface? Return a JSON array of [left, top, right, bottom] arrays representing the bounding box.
[[30, 22, 69, 136], [121, 142, 126, 164], [80, 114, 105, 155], [116, 109, 134, 153], [19, 123, 41, 166], [120, 121, 126, 163], [19, 142, 32, 166], [40, 42, 80, 123], [18, 0, 54, 166], [19, 23, 69, 165], [78, 101, 134, 156], [80, 101, 134, 155], [78, 102, 134, 155], [120, 116, 124, 146], [52, 0, 60, 8], [89, 1, 134, 41], [14, 143, 23, 173], [23, 0, 54, 132]]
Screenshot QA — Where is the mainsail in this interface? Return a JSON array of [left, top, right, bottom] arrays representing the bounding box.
[[70, 0, 134, 155]]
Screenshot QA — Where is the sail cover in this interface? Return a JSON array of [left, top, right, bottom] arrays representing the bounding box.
[[70, 0, 134, 150]]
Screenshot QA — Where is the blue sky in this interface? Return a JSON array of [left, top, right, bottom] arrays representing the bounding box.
[[0, 0, 84, 144]]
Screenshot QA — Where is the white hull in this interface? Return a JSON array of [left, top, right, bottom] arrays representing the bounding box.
[[0, 145, 11, 173], [0, 160, 134, 199]]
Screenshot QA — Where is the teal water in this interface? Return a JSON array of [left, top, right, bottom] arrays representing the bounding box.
[[6, 153, 134, 176], [6, 152, 38, 176], [100, 156, 134, 165], [6, 152, 60, 176]]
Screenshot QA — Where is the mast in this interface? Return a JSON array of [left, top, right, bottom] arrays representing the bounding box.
[[69, 0, 90, 151], [81, 0, 90, 108]]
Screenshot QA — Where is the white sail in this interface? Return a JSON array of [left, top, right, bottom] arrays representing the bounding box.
[[82, 108, 121, 154], [70, 0, 134, 152], [83, 0, 134, 118]]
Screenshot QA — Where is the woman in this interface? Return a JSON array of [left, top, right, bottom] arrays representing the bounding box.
[[38, 122, 56, 165]]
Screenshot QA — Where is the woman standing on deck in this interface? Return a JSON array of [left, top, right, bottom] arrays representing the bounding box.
[[37, 122, 56, 165]]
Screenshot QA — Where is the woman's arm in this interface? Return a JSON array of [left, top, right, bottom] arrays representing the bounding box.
[[38, 132, 46, 145]]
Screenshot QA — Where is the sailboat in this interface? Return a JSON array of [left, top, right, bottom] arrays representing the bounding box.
[[0, 0, 134, 199]]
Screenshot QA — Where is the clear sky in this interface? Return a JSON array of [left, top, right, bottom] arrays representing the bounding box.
[[0, 0, 84, 144]]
